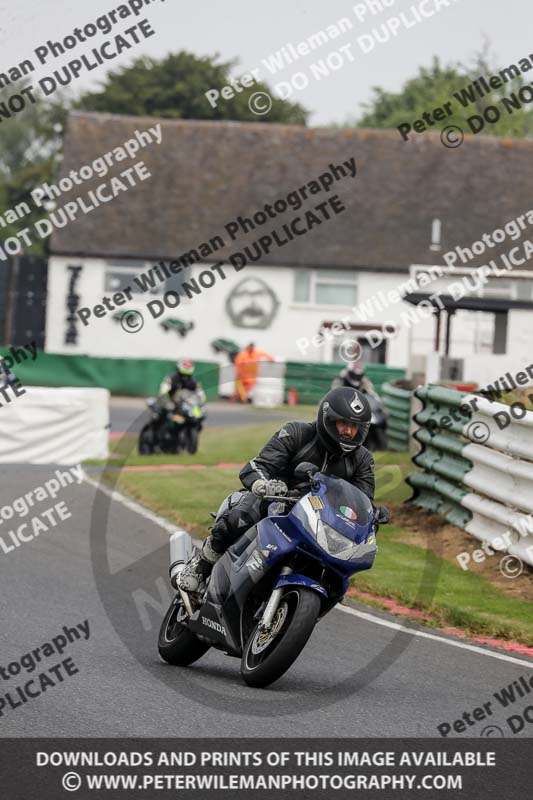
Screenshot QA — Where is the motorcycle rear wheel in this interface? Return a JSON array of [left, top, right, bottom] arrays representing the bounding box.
[[240, 587, 320, 688], [158, 599, 210, 666]]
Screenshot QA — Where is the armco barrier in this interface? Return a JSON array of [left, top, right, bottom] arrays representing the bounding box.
[[407, 385, 533, 567], [382, 381, 411, 451], [284, 362, 405, 405]]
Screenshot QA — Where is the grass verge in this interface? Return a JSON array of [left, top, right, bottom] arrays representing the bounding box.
[[353, 525, 533, 645]]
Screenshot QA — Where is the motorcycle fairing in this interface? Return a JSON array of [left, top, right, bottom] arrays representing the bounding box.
[[196, 526, 277, 654], [188, 474, 377, 654]]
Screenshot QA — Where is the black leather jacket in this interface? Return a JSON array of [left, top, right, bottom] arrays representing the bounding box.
[[169, 372, 199, 395], [240, 421, 375, 501]]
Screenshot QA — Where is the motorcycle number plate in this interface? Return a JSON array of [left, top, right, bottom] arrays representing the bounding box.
[[172, 414, 185, 422]]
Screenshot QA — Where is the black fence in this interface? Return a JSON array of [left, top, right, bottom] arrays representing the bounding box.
[[0, 256, 48, 349]]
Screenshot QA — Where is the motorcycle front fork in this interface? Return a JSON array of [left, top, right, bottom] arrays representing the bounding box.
[[258, 566, 292, 632]]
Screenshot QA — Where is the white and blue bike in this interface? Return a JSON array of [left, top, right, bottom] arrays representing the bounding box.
[[158, 463, 389, 688]]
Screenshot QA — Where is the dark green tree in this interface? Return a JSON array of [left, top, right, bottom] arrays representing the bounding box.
[[77, 51, 308, 125], [354, 55, 533, 139], [0, 89, 67, 255]]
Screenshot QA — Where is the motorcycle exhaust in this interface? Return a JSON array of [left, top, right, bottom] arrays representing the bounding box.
[[169, 531, 194, 589]]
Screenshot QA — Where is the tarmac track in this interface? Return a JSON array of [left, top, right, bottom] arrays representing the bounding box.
[[109, 397, 292, 436]]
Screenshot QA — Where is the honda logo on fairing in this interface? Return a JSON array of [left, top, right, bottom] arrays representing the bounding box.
[[350, 393, 364, 413], [202, 616, 226, 635]]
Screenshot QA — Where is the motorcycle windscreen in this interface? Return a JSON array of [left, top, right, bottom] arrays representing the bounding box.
[[317, 475, 374, 542], [291, 474, 376, 563]]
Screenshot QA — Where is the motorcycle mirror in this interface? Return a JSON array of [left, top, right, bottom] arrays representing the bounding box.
[[293, 462, 319, 482]]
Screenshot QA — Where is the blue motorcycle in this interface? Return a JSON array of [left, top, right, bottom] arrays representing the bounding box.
[[158, 463, 389, 688]]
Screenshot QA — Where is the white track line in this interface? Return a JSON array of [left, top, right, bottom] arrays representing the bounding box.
[[83, 472, 184, 537], [84, 470, 533, 669], [337, 604, 533, 668]]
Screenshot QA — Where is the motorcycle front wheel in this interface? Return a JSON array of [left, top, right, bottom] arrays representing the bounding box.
[[158, 599, 210, 666], [138, 423, 155, 455], [241, 587, 320, 688], [185, 426, 199, 454]]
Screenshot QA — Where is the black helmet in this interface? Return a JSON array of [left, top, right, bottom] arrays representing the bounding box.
[[317, 387, 371, 453]]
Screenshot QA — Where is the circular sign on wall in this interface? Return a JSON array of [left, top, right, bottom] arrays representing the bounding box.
[[225, 277, 280, 329]]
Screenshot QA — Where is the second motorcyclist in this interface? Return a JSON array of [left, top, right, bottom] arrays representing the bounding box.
[[332, 361, 379, 398], [150, 359, 206, 444]]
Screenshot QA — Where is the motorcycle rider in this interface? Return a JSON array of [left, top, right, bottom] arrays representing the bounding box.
[[179, 386, 382, 592], [159, 359, 206, 408], [153, 359, 206, 437], [333, 361, 378, 398], [166, 359, 204, 400]]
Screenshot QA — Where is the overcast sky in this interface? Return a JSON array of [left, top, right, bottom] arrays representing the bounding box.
[[1, 0, 532, 125]]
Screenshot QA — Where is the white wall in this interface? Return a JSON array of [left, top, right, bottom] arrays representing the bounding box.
[[45, 256, 410, 366], [45, 256, 533, 388], [403, 272, 533, 387], [462, 312, 533, 387]]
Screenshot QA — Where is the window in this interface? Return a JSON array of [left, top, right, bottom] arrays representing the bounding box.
[[481, 279, 513, 299], [105, 261, 191, 296], [515, 280, 533, 301], [332, 335, 385, 364], [294, 271, 310, 302], [293, 269, 357, 306], [105, 261, 153, 294], [481, 279, 533, 300]]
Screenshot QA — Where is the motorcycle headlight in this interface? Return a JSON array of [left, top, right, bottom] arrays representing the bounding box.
[[315, 520, 361, 560]]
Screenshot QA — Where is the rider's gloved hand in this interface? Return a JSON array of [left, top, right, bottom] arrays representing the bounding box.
[[251, 479, 288, 497], [372, 505, 390, 533]]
